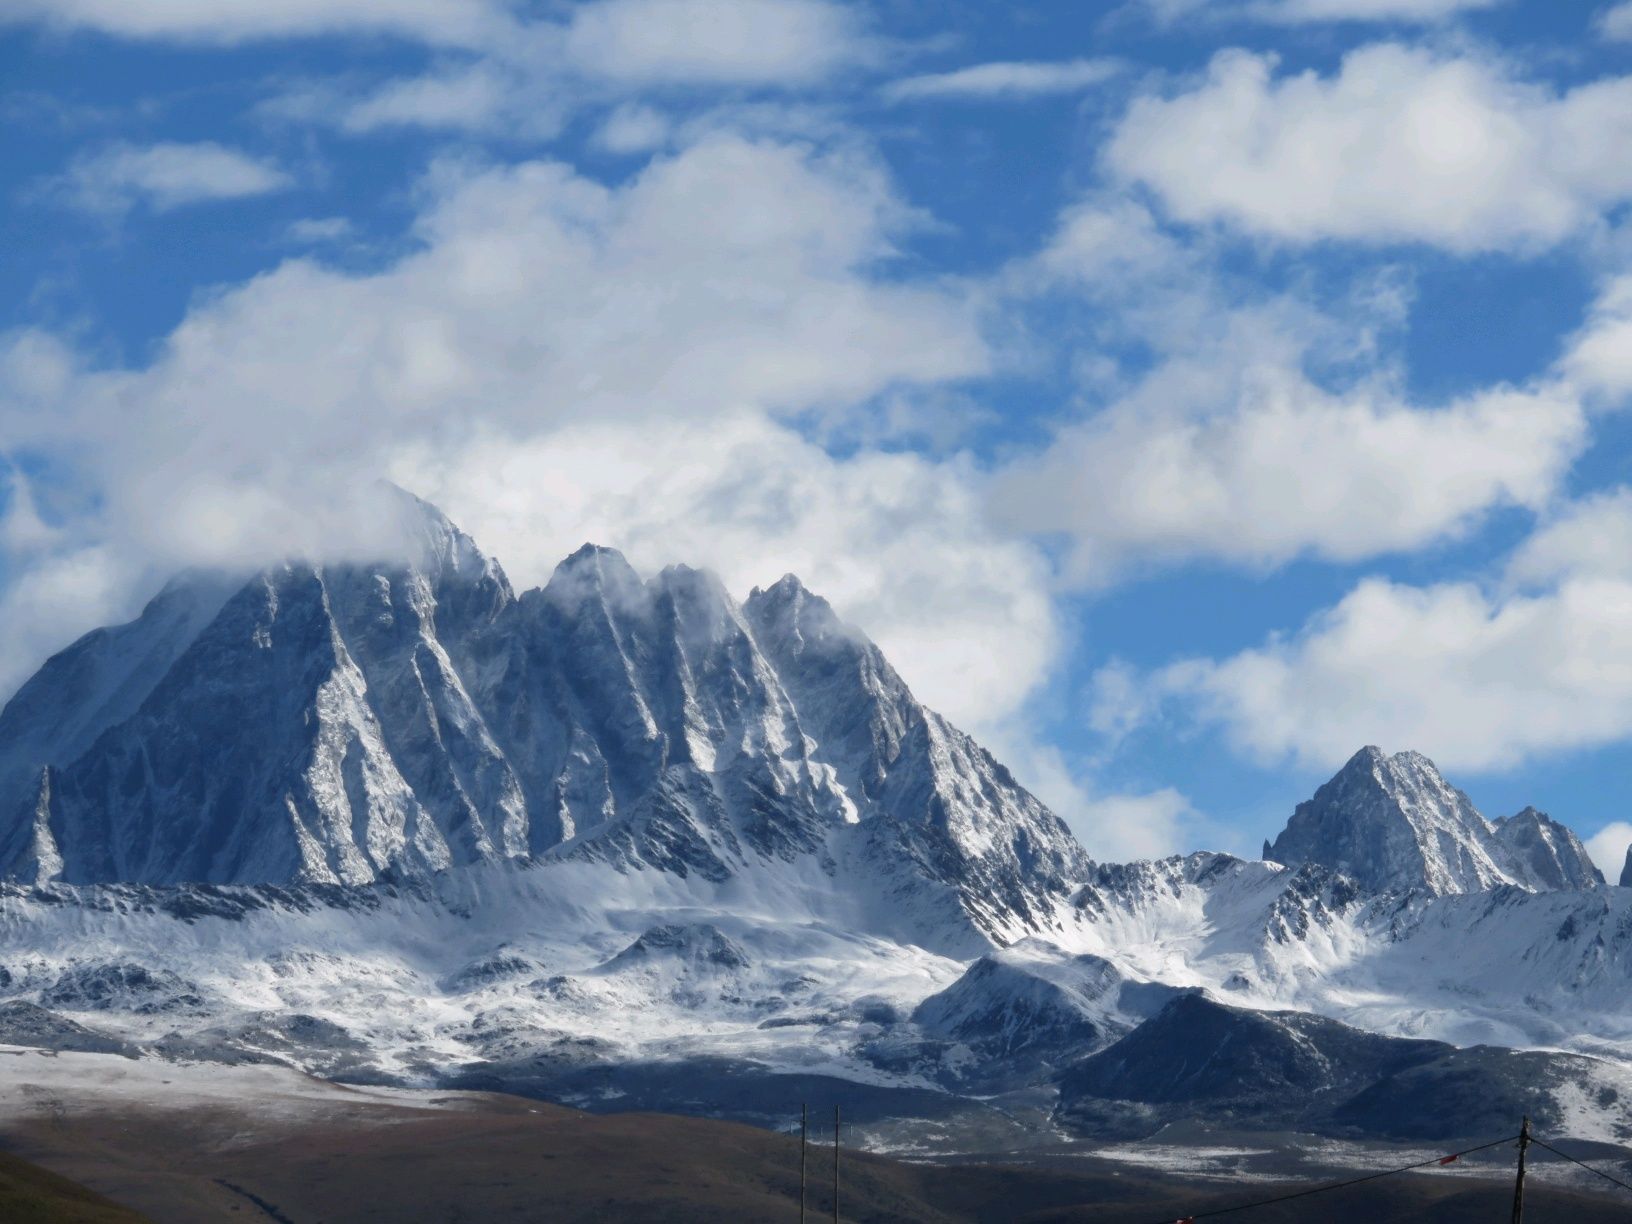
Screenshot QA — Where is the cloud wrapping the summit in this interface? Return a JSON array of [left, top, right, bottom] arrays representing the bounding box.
[[0, 131, 1055, 743]]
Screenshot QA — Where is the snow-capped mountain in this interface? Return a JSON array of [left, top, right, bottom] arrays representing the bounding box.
[[2, 493, 1631, 1150], [1262, 745, 1595, 895], [0, 489, 1085, 950]]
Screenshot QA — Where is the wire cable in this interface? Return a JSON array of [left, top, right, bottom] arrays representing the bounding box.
[[1136, 1133, 1521, 1223], [1529, 1135, 1632, 1195]]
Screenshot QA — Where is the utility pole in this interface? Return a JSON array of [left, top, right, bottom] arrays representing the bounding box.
[[799, 1103, 807, 1224], [1511, 1114, 1531, 1224], [833, 1104, 841, 1224]]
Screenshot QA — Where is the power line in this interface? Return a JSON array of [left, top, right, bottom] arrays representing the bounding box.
[[1138, 1134, 1521, 1224], [1528, 1135, 1632, 1195]]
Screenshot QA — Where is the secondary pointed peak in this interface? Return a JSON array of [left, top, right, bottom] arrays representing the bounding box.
[[1492, 804, 1604, 889], [1500, 805, 1547, 826], [1266, 745, 1514, 896], [342, 481, 513, 603], [656, 562, 729, 595], [759, 572, 811, 598], [744, 572, 851, 649], [543, 543, 647, 611]]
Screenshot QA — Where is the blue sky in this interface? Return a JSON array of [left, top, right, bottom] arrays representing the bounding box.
[[4, 0, 1632, 868]]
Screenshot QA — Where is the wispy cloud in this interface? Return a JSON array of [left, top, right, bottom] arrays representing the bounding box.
[[884, 58, 1120, 103], [563, 0, 871, 87], [285, 216, 354, 245], [0, 0, 507, 47], [1142, 0, 1502, 24], [46, 141, 290, 215], [1599, 1, 1632, 42]]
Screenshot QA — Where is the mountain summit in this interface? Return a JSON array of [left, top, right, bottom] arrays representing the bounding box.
[[1264, 746, 1599, 895], [0, 491, 1086, 947]]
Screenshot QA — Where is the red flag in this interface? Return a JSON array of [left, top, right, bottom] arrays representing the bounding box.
[[1438, 1154, 1459, 1165]]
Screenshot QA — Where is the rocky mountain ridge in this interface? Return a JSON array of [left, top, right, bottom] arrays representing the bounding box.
[[2, 491, 1630, 1150], [0, 490, 1085, 950]]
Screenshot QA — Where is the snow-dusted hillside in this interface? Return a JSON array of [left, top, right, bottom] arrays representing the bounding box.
[[2, 492, 1631, 1147]]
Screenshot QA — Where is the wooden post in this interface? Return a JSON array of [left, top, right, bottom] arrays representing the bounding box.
[[833, 1104, 840, 1224], [799, 1103, 806, 1224], [1510, 1115, 1531, 1224]]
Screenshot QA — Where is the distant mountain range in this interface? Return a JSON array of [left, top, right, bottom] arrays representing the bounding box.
[[2, 489, 1629, 1150]]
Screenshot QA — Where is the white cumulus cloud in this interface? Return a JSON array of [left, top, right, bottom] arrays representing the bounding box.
[[392, 413, 1057, 733], [1561, 274, 1632, 406], [990, 196, 1587, 583], [1586, 821, 1632, 881], [1111, 570, 1632, 774], [1507, 487, 1632, 588], [593, 103, 673, 153], [996, 373, 1584, 581], [0, 131, 1049, 743], [1106, 44, 1632, 252]]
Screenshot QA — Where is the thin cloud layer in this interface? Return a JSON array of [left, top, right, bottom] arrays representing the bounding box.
[[563, 0, 869, 86], [0, 0, 511, 46], [885, 59, 1120, 102], [1143, 0, 1501, 23], [1252, 0, 1502, 21], [1599, 2, 1632, 42], [46, 141, 291, 214]]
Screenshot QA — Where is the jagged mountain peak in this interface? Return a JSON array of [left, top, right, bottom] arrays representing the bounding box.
[[377, 483, 513, 600], [744, 573, 875, 671], [747, 573, 825, 619], [1265, 744, 1499, 895], [1492, 806, 1604, 890], [1340, 745, 1451, 790], [1265, 745, 1596, 897], [542, 542, 649, 612], [0, 494, 1087, 949]]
